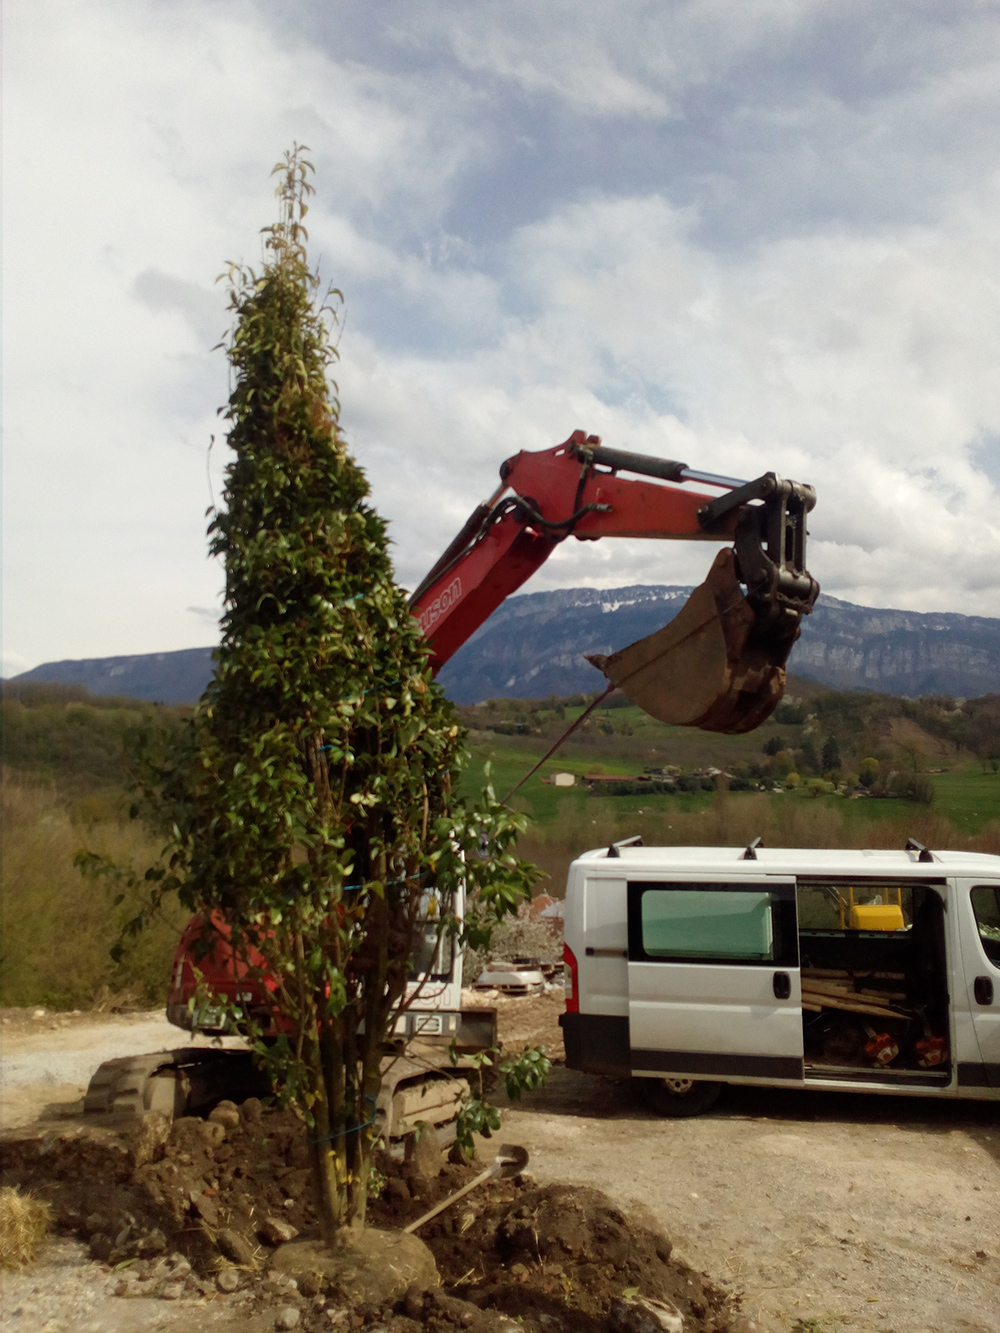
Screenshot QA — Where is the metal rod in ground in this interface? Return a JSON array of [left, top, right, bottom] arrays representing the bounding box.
[[501, 685, 614, 805]]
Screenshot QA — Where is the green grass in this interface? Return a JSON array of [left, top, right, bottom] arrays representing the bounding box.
[[792, 764, 1000, 835], [532, 702, 798, 769], [464, 737, 1000, 834], [458, 740, 634, 819], [927, 764, 1000, 832], [456, 735, 1000, 896]]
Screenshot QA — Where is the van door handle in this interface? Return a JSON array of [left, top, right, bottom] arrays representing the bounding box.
[[974, 976, 994, 1005], [773, 971, 792, 1000]]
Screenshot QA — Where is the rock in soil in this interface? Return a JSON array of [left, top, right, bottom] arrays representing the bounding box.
[[0, 1105, 320, 1274], [268, 1228, 440, 1306], [405, 1123, 445, 1180], [218, 1226, 257, 1266], [169, 1114, 226, 1151], [609, 1295, 685, 1333], [373, 1176, 734, 1333], [259, 1214, 300, 1245], [209, 1099, 243, 1130]]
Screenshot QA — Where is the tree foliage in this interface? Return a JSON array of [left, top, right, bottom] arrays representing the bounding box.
[[821, 733, 841, 773], [96, 148, 538, 1234], [1, 684, 186, 795]]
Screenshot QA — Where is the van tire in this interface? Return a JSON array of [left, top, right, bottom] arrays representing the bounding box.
[[640, 1077, 722, 1117]]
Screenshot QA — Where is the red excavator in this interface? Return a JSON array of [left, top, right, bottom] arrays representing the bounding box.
[[83, 431, 818, 1133]]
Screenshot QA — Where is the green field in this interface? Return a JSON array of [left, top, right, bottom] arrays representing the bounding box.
[[461, 733, 1000, 832], [459, 732, 1000, 894]]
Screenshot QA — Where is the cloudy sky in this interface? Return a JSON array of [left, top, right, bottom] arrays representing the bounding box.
[[5, 0, 1000, 675]]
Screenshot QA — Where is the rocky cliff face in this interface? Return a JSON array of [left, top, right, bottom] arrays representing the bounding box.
[[788, 595, 1000, 697], [12, 589, 1000, 704], [437, 586, 694, 701]]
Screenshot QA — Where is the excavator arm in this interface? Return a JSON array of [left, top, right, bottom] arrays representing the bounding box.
[[409, 431, 818, 734]]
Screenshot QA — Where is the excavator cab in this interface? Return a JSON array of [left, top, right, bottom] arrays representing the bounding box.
[[411, 432, 818, 735]]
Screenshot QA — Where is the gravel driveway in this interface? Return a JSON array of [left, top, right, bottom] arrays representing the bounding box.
[[498, 1064, 1000, 1332], [0, 1008, 245, 1128], [481, 993, 1000, 1332]]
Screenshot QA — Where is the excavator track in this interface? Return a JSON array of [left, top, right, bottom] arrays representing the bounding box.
[[83, 1048, 269, 1121], [84, 1041, 485, 1139], [84, 1052, 192, 1119]]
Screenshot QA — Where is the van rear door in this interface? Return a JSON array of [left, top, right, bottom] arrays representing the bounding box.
[[627, 877, 803, 1082], [958, 879, 1000, 1089]]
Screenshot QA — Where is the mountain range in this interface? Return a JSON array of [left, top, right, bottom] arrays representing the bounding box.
[[11, 588, 1000, 705]]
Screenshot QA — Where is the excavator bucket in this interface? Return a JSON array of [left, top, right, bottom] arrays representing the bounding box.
[[585, 548, 802, 734]]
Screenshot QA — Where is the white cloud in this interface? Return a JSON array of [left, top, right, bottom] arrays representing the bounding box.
[[5, 0, 1000, 674], [342, 184, 1000, 613], [409, 0, 827, 119], [3, 0, 483, 669]]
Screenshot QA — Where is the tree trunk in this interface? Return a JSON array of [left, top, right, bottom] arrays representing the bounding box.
[[308, 1131, 347, 1241]]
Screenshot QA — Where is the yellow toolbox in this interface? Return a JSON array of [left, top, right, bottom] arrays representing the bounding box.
[[849, 903, 905, 931]]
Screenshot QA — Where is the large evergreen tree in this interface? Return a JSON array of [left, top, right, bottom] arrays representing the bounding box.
[[133, 149, 535, 1234]]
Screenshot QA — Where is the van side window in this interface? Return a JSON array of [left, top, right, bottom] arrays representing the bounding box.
[[971, 886, 1000, 965], [797, 882, 913, 932], [628, 883, 797, 967]]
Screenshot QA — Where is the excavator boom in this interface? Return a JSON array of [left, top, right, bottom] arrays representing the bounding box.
[[410, 431, 818, 733]]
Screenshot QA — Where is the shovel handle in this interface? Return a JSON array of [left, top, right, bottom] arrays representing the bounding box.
[[402, 1145, 528, 1234], [402, 1164, 495, 1234]]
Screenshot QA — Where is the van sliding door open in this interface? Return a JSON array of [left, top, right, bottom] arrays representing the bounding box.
[[627, 878, 803, 1083]]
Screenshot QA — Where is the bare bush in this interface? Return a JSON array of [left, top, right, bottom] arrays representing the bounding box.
[[464, 903, 562, 982]]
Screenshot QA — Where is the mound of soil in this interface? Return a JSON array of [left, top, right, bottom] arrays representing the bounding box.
[[0, 1107, 747, 1333], [0, 1099, 316, 1273], [386, 1178, 736, 1333]]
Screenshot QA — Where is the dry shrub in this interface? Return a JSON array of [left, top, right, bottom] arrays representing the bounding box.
[[90, 981, 146, 1013], [970, 822, 1000, 856], [0, 773, 186, 1009], [0, 1186, 52, 1270]]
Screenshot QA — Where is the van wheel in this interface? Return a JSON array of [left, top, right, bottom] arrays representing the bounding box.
[[641, 1077, 722, 1117]]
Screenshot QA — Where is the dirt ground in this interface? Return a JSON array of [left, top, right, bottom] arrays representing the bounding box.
[[2, 998, 999, 1333], [0, 1006, 247, 1130]]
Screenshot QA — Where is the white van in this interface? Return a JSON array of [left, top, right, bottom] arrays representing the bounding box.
[[559, 840, 1000, 1114]]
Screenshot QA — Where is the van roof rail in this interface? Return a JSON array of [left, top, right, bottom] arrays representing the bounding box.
[[607, 835, 643, 858], [742, 836, 764, 860], [905, 837, 935, 863]]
